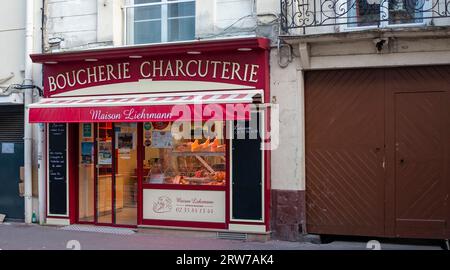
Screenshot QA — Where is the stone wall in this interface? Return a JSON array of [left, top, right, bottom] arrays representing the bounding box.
[[271, 190, 306, 241]]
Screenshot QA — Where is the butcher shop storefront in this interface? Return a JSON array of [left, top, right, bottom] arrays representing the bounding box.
[[29, 37, 271, 234]]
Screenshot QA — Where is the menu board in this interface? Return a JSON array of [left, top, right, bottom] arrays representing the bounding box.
[[231, 113, 263, 221], [48, 123, 67, 215]]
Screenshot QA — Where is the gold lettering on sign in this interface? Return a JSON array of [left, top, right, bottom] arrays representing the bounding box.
[[123, 62, 131, 79], [140, 61, 151, 78], [47, 59, 261, 92]]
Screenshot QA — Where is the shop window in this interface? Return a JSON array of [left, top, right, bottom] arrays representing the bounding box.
[[78, 123, 95, 222], [143, 121, 226, 186], [347, 0, 427, 27], [125, 0, 196, 45]]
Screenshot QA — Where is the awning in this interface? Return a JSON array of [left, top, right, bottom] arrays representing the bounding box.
[[28, 90, 262, 123]]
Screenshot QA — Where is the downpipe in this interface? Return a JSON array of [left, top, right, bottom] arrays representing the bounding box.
[[24, 0, 35, 224], [37, 122, 45, 225]]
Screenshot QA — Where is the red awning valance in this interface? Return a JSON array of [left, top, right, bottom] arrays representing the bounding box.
[[28, 90, 262, 123]]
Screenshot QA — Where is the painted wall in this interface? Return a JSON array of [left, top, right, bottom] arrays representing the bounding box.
[[45, 0, 101, 51], [0, 0, 42, 88], [8, 0, 44, 90], [0, 0, 26, 87], [196, 0, 256, 39], [269, 49, 304, 190], [45, 0, 281, 51]]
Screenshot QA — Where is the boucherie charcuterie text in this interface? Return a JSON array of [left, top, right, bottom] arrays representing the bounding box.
[[47, 59, 260, 92]]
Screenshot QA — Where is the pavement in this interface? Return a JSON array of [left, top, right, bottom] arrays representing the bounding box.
[[0, 222, 446, 250]]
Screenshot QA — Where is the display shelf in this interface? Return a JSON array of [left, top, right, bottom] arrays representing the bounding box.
[[171, 151, 225, 157]]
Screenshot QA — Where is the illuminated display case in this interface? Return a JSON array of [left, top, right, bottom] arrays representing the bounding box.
[[143, 122, 226, 186]]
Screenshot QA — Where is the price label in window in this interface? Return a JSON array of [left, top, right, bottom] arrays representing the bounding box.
[[151, 131, 173, 148]]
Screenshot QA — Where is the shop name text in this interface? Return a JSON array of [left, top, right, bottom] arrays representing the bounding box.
[[90, 109, 173, 121], [47, 59, 260, 92]]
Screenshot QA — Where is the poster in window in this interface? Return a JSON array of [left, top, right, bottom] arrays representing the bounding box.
[[82, 123, 92, 138], [151, 131, 173, 148], [117, 132, 134, 158], [98, 141, 112, 165], [81, 142, 93, 164]]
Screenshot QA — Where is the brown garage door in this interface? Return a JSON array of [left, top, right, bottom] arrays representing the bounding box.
[[305, 66, 450, 239]]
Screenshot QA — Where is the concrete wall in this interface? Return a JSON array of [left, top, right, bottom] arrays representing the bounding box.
[[45, 0, 123, 52], [293, 32, 450, 70], [0, 0, 26, 87], [45, 0, 100, 51], [197, 0, 256, 39], [45, 0, 282, 51], [269, 49, 303, 191]]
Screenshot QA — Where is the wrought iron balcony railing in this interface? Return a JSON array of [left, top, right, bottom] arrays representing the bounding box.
[[281, 0, 450, 32]]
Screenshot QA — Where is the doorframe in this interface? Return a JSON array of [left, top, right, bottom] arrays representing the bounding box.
[[75, 122, 140, 228]]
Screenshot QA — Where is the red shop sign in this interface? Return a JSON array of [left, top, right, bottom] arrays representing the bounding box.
[[31, 38, 270, 98]]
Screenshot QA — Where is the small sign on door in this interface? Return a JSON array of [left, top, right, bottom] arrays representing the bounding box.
[[1, 143, 14, 154]]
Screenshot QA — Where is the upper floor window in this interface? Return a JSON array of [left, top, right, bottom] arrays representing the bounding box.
[[347, 0, 428, 27], [125, 0, 196, 45]]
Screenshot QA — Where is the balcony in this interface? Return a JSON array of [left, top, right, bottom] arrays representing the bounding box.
[[280, 0, 450, 34]]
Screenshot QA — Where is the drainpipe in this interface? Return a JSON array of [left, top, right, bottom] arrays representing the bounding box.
[[37, 0, 46, 225], [38, 121, 45, 225], [24, 0, 35, 224], [38, 0, 47, 225]]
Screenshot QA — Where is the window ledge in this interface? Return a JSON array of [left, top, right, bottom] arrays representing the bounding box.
[[280, 25, 450, 44], [340, 22, 429, 34]]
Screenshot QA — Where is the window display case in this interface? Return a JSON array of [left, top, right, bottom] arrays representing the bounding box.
[[143, 122, 227, 187]]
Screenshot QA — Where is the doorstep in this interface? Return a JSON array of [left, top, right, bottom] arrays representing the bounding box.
[[137, 225, 271, 242]]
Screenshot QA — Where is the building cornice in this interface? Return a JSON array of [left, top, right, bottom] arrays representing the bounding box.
[[280, 26, 450, 44], [31, 37, 270, 64]]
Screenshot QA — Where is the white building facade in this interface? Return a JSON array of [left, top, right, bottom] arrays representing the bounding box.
[[26, 0, 450, 241]]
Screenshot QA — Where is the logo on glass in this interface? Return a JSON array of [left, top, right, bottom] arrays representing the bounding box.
[[153, 196, 172, 213]]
